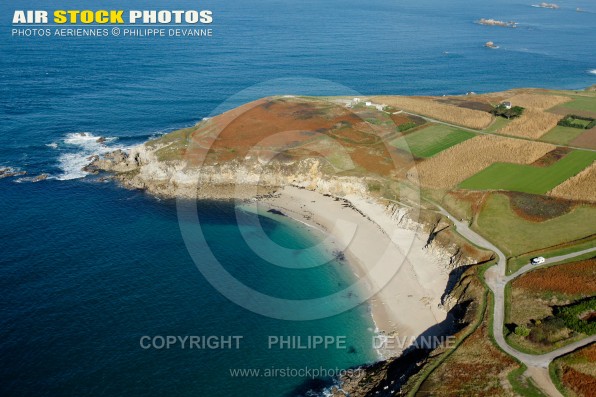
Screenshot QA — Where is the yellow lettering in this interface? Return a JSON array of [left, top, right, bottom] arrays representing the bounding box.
[[67, 10, 80, 23], [111, 10, 124, 24], [54, 10, 67, 24]]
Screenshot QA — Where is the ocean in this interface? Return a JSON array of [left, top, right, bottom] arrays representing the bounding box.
[[1, 0, 595, 396]]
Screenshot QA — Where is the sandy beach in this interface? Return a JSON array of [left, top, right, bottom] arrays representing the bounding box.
[[251, 185, 455, 357]]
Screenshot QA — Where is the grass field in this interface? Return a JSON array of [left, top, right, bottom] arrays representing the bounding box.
[[560, 95, 596, 113], [484, 116, 510, 133], [540, 125, 588, 145], [473, 193, 596, 257], [459, 150, 596, 194], [390, 124, 476, 158]]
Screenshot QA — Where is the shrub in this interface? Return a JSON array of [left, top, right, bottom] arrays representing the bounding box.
[[515, 325, 531, 337], [491, 104, 525, 119], [555, 297, 596, 335], [557, 114, 595, 129], [398, 122, 417, 132]]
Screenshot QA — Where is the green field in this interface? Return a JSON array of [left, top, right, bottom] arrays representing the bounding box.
[[473, 193, 596, 257], [459, 150, 596, 194], [540, 125, 587, 145], [390, 124, 476, 158], [560, 95, 596, 113], [483, 116, 510, 133]]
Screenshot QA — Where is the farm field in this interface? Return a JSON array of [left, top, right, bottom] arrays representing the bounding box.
[[496, 108, 561, 139], [389, 124, 476, 158], [473, 193, 596, 257], [414, 135, 554, 189], [370, 95, 494, 129], [570, 128, 596, 150], [540, 125, 587, 145], [549, 162, 596, 203], [550, 344, 596, 397], [560, 95, 596, 113], [459, 150, 596, 194]]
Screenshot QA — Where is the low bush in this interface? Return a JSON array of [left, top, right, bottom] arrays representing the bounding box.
[[491, 104, 524, 119]]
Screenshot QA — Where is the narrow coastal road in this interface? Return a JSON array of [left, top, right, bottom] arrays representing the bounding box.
[[433, 205, 596, 397], [505, 247, 596, 282]]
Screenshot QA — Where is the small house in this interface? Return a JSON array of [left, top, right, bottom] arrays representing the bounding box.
[[502, 101, 512, 109]]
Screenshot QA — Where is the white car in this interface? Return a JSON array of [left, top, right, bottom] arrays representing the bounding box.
[[531, 256, 546, 265]]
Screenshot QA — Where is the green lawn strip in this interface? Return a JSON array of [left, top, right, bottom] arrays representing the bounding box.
[[507, 239, 596, 275], [459, 150, 596, 194], [540, 125, 588, 145], [390, 124, 476, 158], [484, 116, 511, 133], [473, 193, 596, 258], [560, 96, 596, 113], [507, 365, 549, 397]]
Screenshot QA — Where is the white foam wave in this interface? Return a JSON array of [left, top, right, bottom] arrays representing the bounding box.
[[589, 69, 596, 75], [56, 132, 122, 181], [46, 142, 58, 149]]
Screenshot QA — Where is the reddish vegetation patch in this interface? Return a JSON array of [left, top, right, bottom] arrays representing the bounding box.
[[507, 191, 576, 222], [531, 147, 572, 167], [570, 127, 596, 150], [185, 97, 412, 177], [513, 257, 596, 296], [561, 366, 596, 397], [577, 343, 596, 361], [390, 113, 411, 125], [447, 190, 488, 216]]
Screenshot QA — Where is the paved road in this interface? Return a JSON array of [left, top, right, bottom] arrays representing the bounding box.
[[434, 205, 596, 397], [505, 247, 596, 282]]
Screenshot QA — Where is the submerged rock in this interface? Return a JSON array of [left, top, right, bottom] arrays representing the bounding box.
[[0, 167, 27, 179]]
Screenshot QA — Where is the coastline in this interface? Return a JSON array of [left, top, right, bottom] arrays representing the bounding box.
[[247, 185, 459, 358]]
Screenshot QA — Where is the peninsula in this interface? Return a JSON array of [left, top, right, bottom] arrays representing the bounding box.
[[89, 88, 596, 396]]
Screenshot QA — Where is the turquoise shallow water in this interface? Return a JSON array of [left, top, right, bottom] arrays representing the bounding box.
[[1, 0, 596, 395]]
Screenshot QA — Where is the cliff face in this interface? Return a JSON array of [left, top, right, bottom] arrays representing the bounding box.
[[329, 266, 487, 397], [90, 142, 373, 199]]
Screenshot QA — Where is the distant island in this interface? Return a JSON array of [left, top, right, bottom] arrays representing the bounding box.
[[88, 87, 596, 396], [532, 2, 559, 9], [476, 18, 518, 28]]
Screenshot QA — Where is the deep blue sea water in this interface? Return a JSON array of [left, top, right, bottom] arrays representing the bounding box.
[[1, 0, 595, 396]]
